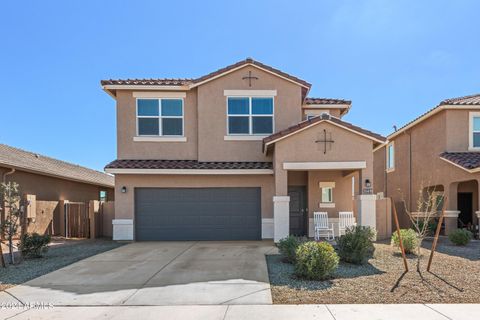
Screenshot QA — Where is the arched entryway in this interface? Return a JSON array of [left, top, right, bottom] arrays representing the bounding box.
[[457, 180, 478, 229]]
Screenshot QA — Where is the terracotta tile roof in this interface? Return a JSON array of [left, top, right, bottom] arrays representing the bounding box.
[[191, 58, 311, 88], [105, 159, 273, 170], [389, 94, 480, 139], [304, 97, 351, 105], [439, 93, 480, 106], [100, 78, 193, 86], [440, 152, 480, 170], [0, 144, 114, 187], [101, 58, 311, 89], [263, 113, 386, 148]]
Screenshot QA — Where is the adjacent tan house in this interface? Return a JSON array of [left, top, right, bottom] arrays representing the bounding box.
[[103, 58, 388, 242], [0, 143, 114, 235], [374, 94, 480, 235]]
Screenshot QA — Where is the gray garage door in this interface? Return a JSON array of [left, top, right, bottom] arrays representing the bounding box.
[[135, 187, 261, 241]]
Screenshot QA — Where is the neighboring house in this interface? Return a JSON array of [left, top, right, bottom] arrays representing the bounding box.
[[0, 143, 114, 234], [103, 58, 387, 242], [374, 94, 480, 235]]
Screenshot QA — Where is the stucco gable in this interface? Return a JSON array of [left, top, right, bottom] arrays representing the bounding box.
[[263, 114, 385, 153]]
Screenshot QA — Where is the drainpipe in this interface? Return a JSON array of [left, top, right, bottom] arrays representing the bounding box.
[[2, 167, 15, 183]]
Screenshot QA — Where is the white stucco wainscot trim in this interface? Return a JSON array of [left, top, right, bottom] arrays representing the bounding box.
[[273, 196, 290, 243], [262, 218, 274, 239], [112, 219, 134, 241]]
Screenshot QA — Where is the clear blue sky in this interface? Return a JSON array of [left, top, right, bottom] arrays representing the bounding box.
[[1, 0, 479, 171]]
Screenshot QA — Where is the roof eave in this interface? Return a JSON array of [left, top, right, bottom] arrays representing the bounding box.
[[0, 162, 114, 188], [189, 62, 311, 90], [439, 156, 480, 174], [263, 118, 385, 152], [388, 104, 480, 140]]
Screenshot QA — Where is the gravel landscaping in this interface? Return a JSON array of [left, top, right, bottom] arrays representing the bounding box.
[[267, 238, 480, 304], [0, 238, 125, 291]]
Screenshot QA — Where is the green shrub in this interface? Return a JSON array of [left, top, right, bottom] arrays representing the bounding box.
[[391, 229, 418, 254], [19, 233, 51, 258], [337, 226, 376, 264], [448, 229, 472, 246], [418, 219, 438, 236], [277, 235, 306, 263], [295, 241, 339, 280]]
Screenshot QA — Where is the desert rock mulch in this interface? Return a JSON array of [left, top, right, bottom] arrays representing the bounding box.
[[267, 239, 480, 304]]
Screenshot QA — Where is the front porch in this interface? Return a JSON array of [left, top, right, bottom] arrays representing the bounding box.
[[422, 179, 480, 237], [272, 162, 390, 242]]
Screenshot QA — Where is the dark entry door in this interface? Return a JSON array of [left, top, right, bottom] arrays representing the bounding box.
[[135, 187, 261, 241], [288, 186, 307, 236], [457, 192, 473, 227]]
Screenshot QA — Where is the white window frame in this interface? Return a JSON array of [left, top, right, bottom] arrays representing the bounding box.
[[469, 112, 480, 150], [136, 98, 184, 137], [386, 141, 395, 172], [226, 96, 275, 136], [321, 187, 333, 203]]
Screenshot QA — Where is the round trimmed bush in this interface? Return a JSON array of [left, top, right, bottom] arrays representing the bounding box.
[[295, 241, 339, 280], [337, 226, 376, 264], [448, 229, 473, 246], [391, 229, 418, 254], [277, 235, 306, 263]]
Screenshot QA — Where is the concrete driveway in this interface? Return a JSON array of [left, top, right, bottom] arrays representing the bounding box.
[[4, 241, 275, 306]]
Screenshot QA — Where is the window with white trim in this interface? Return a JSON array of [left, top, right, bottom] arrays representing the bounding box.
[[470, 113, 480, 149], [321, 187, 333, 203], [227, 97, 274, 135], [137, 98, 183, 136], [387, 142, 395, 171]]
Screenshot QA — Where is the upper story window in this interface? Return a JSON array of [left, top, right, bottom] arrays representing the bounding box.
[[137, 98, 183, 136], [386, 142, 395, 172], [227, 97, 274, 135], [469, 112, 480, 150]]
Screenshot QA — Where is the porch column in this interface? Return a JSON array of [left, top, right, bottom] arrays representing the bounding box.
[[355, 195, 377, 238], [273, 166, 289, 242], [444, 182, 459, 235]]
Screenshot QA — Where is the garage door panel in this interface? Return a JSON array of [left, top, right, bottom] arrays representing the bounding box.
[[135, 187, 261, 241]]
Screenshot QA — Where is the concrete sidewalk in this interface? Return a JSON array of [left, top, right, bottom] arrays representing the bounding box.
[[1, 304, 479, 320]]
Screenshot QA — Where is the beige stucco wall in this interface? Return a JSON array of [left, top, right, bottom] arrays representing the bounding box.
[[445, 109, 470, 151], [114, 174, 275, 221], [115, 65, 305, 162], [116, 89, 198, 160], [273, 121, 375, 196], [27, 200, 59, 235], [378, 109, 480, 227], [197, 65, 303, 162], [307, 170, 356, 219], [0, 166, 113, 202], [302, 108, 342, 118]]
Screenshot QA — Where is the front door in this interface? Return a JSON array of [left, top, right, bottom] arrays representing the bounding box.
[[288, 186, 307, 236], [457, 192, 473, 227]]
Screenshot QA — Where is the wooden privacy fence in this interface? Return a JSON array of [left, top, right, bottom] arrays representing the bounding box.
[[65, 202, 89, 238], [62, 200, 115, 239]]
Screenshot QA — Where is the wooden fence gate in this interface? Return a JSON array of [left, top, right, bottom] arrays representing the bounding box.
[[65, 202, 89, 238]]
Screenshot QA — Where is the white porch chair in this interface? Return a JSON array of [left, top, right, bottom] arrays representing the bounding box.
[[338, 211, 357, 237], [314, 212, 334, 241]]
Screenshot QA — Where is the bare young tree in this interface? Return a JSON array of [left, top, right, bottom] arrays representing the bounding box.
[[401, 182, 445, 271], [0, 182, 24, 264]]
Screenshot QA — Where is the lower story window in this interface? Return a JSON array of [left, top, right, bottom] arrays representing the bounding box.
[[321, 187, 333, 203]]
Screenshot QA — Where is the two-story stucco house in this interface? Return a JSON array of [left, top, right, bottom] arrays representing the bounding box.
[[103, 58, 387, 242], [374, 94, 480, 236]]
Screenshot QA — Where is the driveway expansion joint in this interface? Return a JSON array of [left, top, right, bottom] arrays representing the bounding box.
[[120, 241, 198, 305], [424, 304, 454, 320]]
